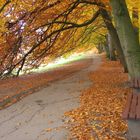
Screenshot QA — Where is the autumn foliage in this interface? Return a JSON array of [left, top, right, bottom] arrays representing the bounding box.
[[65, 56, 130, 140], [0, 0, 139, 78]]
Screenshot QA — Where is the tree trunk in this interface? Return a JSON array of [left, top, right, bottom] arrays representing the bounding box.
[[132, 7, 139, 41], [110, 0, 140, 79], [97, 43, 104, 54], [107, 33, 116, 61], [99, 5, 128, 72], [104, 36, 110, 59]]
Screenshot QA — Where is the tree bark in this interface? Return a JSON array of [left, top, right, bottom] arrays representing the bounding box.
[[104, 36, 110, 59], [110, 0, 140, 78], [99, 6, 128, 72], [132, 7, 139, 41], [97, 43, 104, 54], [107, 33, 116, 61]]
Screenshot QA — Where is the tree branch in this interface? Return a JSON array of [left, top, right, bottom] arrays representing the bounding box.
[[0, 0, 11, 13]]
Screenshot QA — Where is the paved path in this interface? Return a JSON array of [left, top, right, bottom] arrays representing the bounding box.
[[0, 57, 92, 108], [0, 55, 101, 140]]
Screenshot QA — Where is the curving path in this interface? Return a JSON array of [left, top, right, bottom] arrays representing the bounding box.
[[0, 54, 101, 140]]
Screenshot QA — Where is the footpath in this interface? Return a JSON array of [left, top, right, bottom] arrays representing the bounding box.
[[0, 54, 101, 140], [0, 55, 130, 140], [0, 57, 92, 109]]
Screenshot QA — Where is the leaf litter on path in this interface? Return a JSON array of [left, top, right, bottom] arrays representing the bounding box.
[[65, 57, 130, 140]]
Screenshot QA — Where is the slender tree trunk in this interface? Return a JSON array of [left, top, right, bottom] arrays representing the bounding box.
[[97, 43, 104, 54], [110, 0, 140, 78], [99, 6, 128, 72], [107, 33, 116, 61], [104, 36, 110, 59]]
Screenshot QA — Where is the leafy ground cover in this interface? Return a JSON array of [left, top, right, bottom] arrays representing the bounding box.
[[65, 57, 131, 140]]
